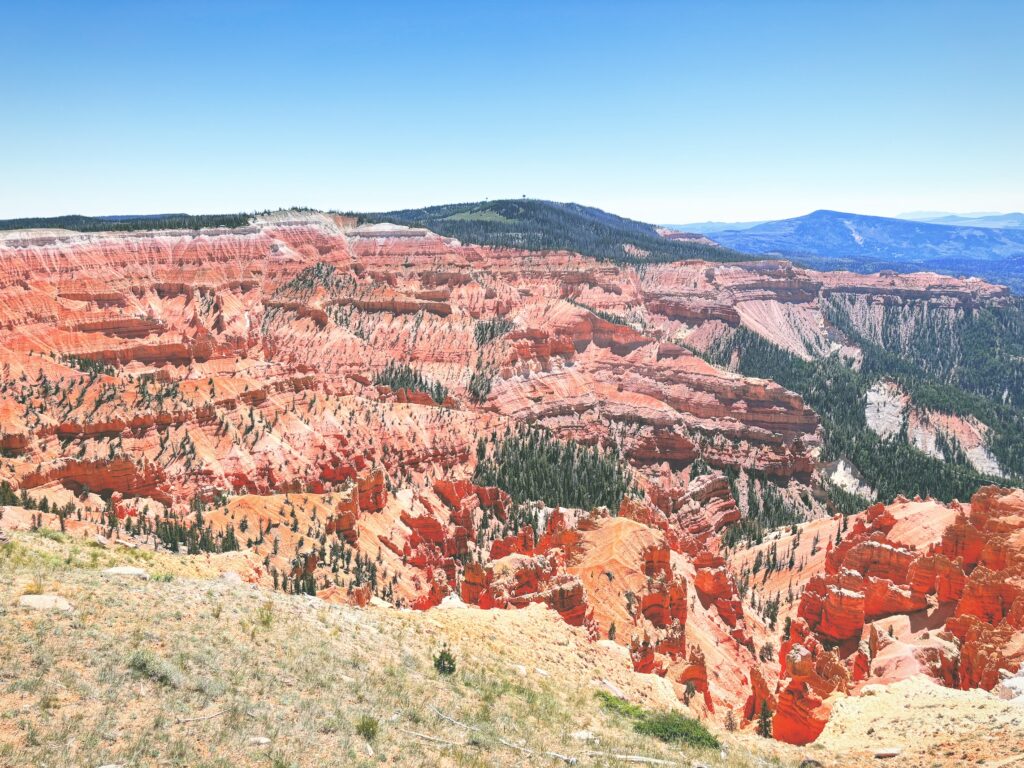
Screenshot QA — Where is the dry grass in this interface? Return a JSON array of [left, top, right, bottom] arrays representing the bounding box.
[[0, 530, 797, 768], [19, 572, 46, 596]]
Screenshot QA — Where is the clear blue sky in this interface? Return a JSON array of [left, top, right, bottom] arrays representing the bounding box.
[[3, 0, 1021, 223]]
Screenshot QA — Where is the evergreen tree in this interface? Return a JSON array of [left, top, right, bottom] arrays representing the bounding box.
[[473, 427, 635, 511], [757, 702, 773, 738]]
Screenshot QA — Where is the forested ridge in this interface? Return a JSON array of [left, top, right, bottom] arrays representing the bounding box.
[[0, 213, 252, 232], [705, 327, 1014, 503], [824, 295, 1024, 408], [373, 362, 448, 405], [356, 199, 751, 265], [824, 296, 1024, 476]]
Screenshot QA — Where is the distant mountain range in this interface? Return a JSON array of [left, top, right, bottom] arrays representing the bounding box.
[[664, 219, 767, 235], [900, 212, 1024, 229], [361, 202, 1024, 292], [685, 210, 1024, 293], [672, 211, 1024, 234]]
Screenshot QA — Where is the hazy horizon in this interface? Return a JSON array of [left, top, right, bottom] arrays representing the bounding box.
[[4, 203, 1023, 231], [3, 0, 1022, 223]]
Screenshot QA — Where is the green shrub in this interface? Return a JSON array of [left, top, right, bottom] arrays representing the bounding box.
[[127, 649, 183, 688], [355, 714, 379, 741], [433, 645, 456, 676], [595, 691, 645, 719], [633, 711, 720, 749], [21, 572, 46, 596], [598, 692, 720, 750], [256, 600, 274, 629], [757, 700, 772, 738]]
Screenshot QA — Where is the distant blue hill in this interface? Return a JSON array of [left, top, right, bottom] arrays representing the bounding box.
[[709, 209, 1024, 293], [903, 212, 1024, 229], [664, 219, 767, 235]]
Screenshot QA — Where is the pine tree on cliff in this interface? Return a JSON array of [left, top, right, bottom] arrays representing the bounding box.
[[757, 701, 772, 738], [220, 525, 239, 552], [0, 481, 16, 506]]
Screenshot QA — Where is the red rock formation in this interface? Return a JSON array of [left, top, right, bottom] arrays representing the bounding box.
[[638, 575, 687, 629], [20, 457, 170, 504], [324, 489, 360, 544], [743, 664, 776, 723], [693, 552, 748, 641], [2, 211, 1022, 749], [630, 634, 666, 675], [356, 468, 387, 513], [777, 487, 1024, 743], [460, 553, 595, 632], [490, 526, 535, 560], [772, 617, 850, 744], [678, 645, 714, 710]]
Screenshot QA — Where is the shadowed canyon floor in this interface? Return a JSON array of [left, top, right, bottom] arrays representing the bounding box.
[[1, 211, 1022, 764]]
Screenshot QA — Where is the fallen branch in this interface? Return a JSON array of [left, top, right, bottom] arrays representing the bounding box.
[[395, 726, 463, 749], [584, 751, 679, 766], [175, 709, 227, 724], [431, 705, 481, 731], [431, 706, 577, 765]]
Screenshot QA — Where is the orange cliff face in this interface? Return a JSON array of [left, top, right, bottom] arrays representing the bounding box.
[[0, 211, 825, 554], [1, 213, 1021, 747]]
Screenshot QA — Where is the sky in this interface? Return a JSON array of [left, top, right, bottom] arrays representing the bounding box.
[[2, 0, 1022, 224]]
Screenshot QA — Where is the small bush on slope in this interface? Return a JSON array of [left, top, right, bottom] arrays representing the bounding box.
[[433, 645, 457, 676], [356, 714, 379, 741], [596, 690, 646, 719], [127, 649, 183, 688], [598, 691, 721, 750], [635, 711, 721, 748]]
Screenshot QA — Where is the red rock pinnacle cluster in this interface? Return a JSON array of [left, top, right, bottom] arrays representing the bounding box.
[[0, 212, 1020, 744]]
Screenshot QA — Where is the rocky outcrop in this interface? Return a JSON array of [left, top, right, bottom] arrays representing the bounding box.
[[777, 487, 1024, 743], [694, 551, 747, 639], [324, 486, 361, 544], [356, 468, 387, 513], [460, 553, 595, 632], [772, 618, 850, 744], [20, 457, 169, 504]]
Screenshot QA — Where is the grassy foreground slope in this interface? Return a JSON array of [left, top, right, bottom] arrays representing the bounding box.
[[3, 530, 1022, 767], [0, 530, 766, 768]]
